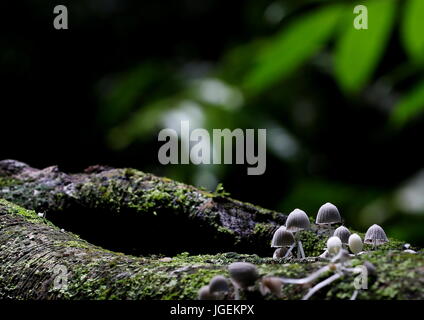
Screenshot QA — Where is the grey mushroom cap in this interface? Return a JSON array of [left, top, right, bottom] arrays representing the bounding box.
[[273, 247, 288, 259], [333, 226, 351, 244], [271, 226, 295, 247], [228, 262, 260, 288], [209, 275, 229, 293], [198, 285, 215, 300], [285, 209, 311, 232], [316, 202, 341, 225], [364, 224, 389, 245]]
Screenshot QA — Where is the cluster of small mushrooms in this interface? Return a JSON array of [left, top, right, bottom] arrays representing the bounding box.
[[269, 203, 391, 299], [198, 202, 411, 300], [271, 203, 390, 260]]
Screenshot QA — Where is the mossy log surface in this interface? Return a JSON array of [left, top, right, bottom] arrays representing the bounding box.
[[0, 160, 423, 300], [0, 160, 285, 255]]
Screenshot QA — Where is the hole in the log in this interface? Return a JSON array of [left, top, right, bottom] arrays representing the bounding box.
[[47, 204, 272, 257]]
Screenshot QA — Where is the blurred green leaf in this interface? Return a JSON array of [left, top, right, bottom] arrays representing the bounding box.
[[244, 4, 343, 94], [99, 64, 158, 125], [334, 0, 396, 93], [391, 80, 424, 127], [401, 0, 424, 64], [107, 99, 174, 150]]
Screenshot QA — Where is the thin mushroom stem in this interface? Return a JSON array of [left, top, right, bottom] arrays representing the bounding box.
[[350, 289, 359, 300], [230, 279, 241, 300], [298, 240, 305, 259], [341, 266, 363, 273], [284, 243, 296, 258], [234, 287, 240, 300], [294, 232, 300, 258], [280, 265, 331, 284], [293, 231, 305, 259], [302, 273, 342, 300]]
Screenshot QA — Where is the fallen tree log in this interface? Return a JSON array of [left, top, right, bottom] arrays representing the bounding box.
[[0, 199, 423, 300], [0, 160, 285, 256], [0, 160, 423, 300]]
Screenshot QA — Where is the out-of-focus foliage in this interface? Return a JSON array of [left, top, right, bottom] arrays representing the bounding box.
[[334, 0, 396, 93], [2, 0, 424, 246], [391, 80, 424, 127], [244, 4, 343, 94], [401, 0, 424, 64], [92, 0, 424, 245]]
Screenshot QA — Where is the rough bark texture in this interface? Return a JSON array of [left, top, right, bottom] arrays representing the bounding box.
[[0, 160, 285, 255], [0, 160, 423, 300]]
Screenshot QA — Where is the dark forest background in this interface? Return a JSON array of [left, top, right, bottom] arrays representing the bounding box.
[[1, 0, 424, 245]]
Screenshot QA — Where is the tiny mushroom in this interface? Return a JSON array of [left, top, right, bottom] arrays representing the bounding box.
[[260, 277, 283, 298], [286, 209, 311, 233], [271, 226, 295, 248], [228, 262, 260, 289], [348, 233, 363, 255], [209, 275, 229, 294], [364, 224, 388, 248], [327, 236, 342, 256], [316, 203, 341, 233], [198, 285, 215, 300], [333, 226, 351, 245], [285, 209, 310, 259], [273, 247, 288, 259]]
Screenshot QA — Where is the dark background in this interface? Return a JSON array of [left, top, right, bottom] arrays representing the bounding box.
[[1, 0, 424, 246]]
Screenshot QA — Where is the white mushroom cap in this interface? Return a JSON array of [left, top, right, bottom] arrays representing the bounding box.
[[316, 202, 341, 225], [198, 285, 215, 300], [228, 262, 259, 288], [209, 275, 229, 294], [271, 226, 295, 247], [285, 209, 310, 232], [333, 226, 351, 244], [327, 236, 342, 255], [364, 224, 388, 245], [348, 233, 363, 254]]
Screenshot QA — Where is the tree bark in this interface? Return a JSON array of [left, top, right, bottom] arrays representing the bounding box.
[[0, 160, 285, 255], [0, 160, 423, 300]]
